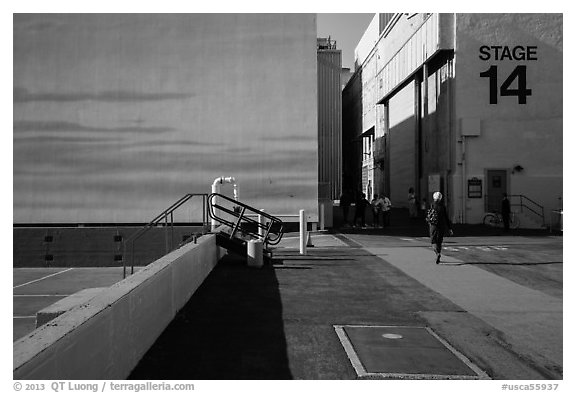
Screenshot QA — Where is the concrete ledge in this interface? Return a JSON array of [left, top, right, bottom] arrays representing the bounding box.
[[14, 234, 220, 380], [36, 288, 105, 328]]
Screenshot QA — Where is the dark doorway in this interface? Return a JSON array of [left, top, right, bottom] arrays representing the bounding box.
[[486, 170, 507, 212]]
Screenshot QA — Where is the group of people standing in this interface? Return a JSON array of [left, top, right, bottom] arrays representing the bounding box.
[[339, 190, 391, 228]]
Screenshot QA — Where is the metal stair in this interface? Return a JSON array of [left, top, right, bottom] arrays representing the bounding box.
[[122, 193, 209, 278], [208, 193, 284, 265]]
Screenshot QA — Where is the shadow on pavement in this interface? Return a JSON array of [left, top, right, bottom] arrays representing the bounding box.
[[129, 254, 292, 380]]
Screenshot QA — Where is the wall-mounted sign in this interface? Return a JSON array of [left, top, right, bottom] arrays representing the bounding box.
[[479, 45, 537, 105], [468, 177, 482, 198]]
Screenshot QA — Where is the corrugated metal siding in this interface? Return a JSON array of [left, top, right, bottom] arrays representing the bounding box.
[[377, 13, 443, 101], [318, 49, 342, 200]]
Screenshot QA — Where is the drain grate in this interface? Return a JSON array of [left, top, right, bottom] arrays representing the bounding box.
[[334, 325, 489, 379]]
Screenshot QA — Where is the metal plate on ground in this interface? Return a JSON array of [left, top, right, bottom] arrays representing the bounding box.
[[334, 325, 489, 379]]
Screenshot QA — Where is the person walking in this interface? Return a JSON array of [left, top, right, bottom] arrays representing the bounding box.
[[501, 193, 511, 232], [426, 191, 453, 264], [353, 192, 369, 228], [408, 187, 418, 218]]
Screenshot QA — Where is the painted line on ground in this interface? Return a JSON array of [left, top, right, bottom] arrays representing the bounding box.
[[13, 268, 74, 290], [13, 294, 69, 297]]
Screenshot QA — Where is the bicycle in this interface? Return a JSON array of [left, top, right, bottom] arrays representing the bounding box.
[[482, 211, 520, 229]]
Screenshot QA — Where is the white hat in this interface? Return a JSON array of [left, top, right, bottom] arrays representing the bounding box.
[[433, 191, 442, 201]]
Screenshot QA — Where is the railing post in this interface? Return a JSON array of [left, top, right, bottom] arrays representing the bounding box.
[[165, 215, 170, 253], [300, 209, 307, 255], [230, 206, 246, 239], [203, 195, 207, 228], [171, 212, 174, 251], [258, 209, 265, 238], [131, 241, 135, 275], [122, 242, 127, 279]]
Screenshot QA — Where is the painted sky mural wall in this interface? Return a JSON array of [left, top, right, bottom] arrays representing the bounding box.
[[14, 14, 319, 224]]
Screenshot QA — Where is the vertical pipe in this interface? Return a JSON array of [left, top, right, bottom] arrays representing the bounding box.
[[258, 209, 265, 238], [320, 203, 325, 231], [462, 135, 467, 224], [299, 209, 307, 255], [211, 182, 220, 231], [203, 195, 206, 228]]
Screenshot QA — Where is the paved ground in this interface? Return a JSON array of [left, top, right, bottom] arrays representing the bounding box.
[[129, 222, 563, 380], [13, 267, 138, 342], [13, 213, 562, 380]]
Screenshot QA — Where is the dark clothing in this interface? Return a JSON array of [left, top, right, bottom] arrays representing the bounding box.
[[340, 193, 352, 225], [372, 208, 381, 227], [501, 197, 511, 231], [383, 210, 391, 226], [428, 201, 452, 255], [353, 197, 369, 227], [342, 205, 350, 225], [501, 198, 511, 215]]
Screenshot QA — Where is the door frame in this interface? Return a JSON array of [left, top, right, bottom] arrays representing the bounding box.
[[484, 168, 509, 213]]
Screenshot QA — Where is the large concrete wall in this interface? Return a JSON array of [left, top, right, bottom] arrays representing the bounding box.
[[452, 13, 562, 223], [388, 81, 416, 207], [14, 14, 318, 224], [13, 234, 220, 379]]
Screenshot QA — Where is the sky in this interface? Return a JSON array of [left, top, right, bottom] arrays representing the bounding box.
[[317, 13, 375, 70]]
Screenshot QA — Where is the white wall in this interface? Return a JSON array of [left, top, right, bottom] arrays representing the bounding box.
[[354, 14, 379, 69], [14, 14, 319, 223], [453, 13, 562, 223]]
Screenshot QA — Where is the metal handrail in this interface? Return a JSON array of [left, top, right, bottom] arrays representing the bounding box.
[[510, 194, 545, 227], [123, 193, 209, 278], [207, 193, 284, 246]]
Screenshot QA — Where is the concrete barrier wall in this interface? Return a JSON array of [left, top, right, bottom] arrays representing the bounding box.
[[13, 234, 220, 379]]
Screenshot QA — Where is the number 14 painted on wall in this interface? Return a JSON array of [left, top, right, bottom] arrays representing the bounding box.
[[480, 65, 532, 104]]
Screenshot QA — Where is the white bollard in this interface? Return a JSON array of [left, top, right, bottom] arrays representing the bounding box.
[[299, 209, 307, 255], [247, 239, 263, 268]]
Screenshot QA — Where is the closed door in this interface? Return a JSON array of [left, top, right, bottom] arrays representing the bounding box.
[[486, 170, 507, 212]]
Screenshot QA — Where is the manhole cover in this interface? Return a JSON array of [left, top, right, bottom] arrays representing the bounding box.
[[382, 333, 403, 339], [334, 325, 489, 379]]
